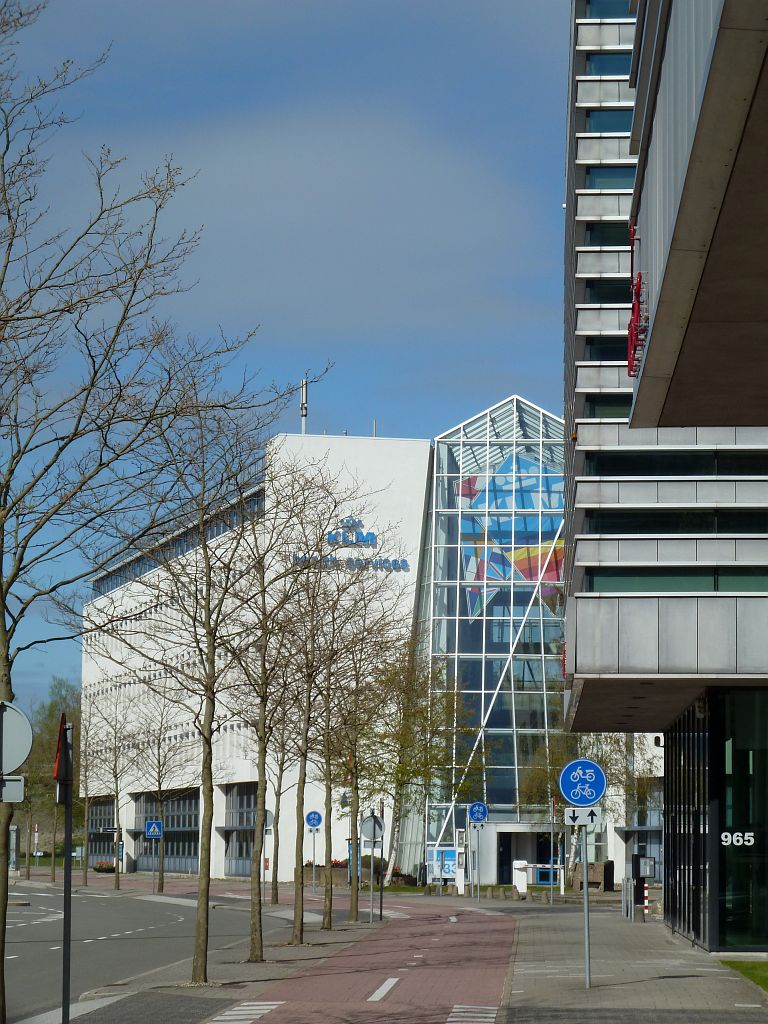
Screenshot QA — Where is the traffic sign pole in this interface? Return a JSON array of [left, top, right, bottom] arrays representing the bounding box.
[[582, 825, 591, 990], [312, 830, 317, 895]]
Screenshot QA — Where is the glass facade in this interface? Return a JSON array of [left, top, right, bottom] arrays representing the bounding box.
[[133, 791, 199, 873], [666, 690, 768, 951], [424, 395, 565, 853]]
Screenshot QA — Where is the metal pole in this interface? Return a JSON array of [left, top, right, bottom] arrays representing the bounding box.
[[369, 838, 374, 924], [379, 836, 384, 921], [61, 729, 73, 1024], [550, 799, 555, 906], [477, 826, 481, 903], [582, 825, 591, 990], [312, 830, 316, 895], [152, 837, 156, 895]]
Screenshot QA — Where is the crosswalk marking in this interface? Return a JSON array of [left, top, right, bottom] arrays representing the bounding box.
[[447, 1006, 497, 1024], [208, 1003, 285, 1023]]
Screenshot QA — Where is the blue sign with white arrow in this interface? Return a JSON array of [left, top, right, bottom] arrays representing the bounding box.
[[467, 801, 488, 823], [559, 758, 606, 807], [305, 811, 322, 829], [145, 820, 163, 839]]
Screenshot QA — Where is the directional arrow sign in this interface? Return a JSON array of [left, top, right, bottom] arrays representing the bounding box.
[[564, 806, 602, 828]]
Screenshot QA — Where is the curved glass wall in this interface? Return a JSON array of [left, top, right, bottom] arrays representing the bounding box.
[[423, 395, 565, 854]]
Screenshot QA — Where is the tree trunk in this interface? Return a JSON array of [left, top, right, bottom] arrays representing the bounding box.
[[192, 697, 214, 984], [82, 797, 90, 887], [270, 760, 284, 906], [248, 703, 268, 963], [322, 758, 333, 930], [384, 786, 402, 886], [291, 739, 310, 945], [349, 780, 360, 923], [51, 805, 58, 883], [113, 795, 120, 891], [24, 813, 31, 881], [157, 798, 165, 894]]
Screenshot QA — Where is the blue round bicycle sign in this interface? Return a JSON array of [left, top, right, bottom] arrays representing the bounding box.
[[559, 758, 606, 807], [468, 801, 488, 823], [305, 811, 322, 829]]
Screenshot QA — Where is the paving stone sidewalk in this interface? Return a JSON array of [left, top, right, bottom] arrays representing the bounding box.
[[500, 903, 768, 1023]]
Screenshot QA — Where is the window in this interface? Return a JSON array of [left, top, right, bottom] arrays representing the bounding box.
[[585, 509, 768, 535], [584, 336, 627, 361], [585, 53, 632, 76], [585, 223, 631, 246], [586, 165, 636, 189], [583, 394, 632, 418], [586, 0, 631, 17], [586, 568, 715, 592], [585, 279, 632, 304], [586, 108, 633, 132], [586, 568, 768, 592], [584, 451, 716, 477]]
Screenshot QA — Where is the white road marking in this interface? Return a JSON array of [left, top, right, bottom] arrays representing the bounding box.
[[83, 939, 93, 944], [368, 977, 400, 1002], [734, 1005, 763, 1009], [5, 956, 18, 961], [208, 1004, 285, 1022], [49, 946, 61, 950], [446, 1006, 497, 1023], [449, 915, 458, 922]]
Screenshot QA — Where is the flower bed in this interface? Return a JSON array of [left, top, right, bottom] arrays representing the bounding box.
[[93, 862, 115, 873]]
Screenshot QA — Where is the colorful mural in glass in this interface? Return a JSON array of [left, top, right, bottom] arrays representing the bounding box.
[[425, 395, 565, 847]]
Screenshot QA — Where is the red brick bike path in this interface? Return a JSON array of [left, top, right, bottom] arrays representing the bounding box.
[[258, 904, 517, 1023]]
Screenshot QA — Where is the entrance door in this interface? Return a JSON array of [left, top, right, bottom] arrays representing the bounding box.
[[498, 832, 513, 885]]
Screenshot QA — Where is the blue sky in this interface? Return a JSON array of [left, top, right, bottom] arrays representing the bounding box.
[[17, 1, 569, 704]]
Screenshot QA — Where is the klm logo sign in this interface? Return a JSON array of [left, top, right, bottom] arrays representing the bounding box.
[[327, 516, 377, 548]]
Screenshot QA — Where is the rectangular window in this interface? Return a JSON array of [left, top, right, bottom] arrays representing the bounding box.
[[586, 108, 632, 131], [584, 394, 632, 418], [584, 450, 716, 476], [584, 336, 628, 360], [586, 0, 631, 17], [586, 568, 715, 592], [585, 279, 633, 304], [586, 165, 636, 189], [585, 223, 631, 247]]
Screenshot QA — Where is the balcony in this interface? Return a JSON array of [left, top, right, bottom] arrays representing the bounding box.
[[575, 134, 632, 162], [575, 190, 632, 220], [575, 247, 630, 277], [575, 77, 634, 106], [575, 20, 635, 49], [565, 593, 768, 730]]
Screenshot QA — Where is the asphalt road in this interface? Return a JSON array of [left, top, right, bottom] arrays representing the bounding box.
[[6, 884, 291, 1024]]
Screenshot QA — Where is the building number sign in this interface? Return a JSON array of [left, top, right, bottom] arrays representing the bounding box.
[[721, 832, 755, 846]]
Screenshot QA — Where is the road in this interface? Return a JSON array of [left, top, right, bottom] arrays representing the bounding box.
[[6, 883, 291, 1024]]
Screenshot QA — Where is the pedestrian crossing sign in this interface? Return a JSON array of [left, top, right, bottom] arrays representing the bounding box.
[[145, 820, 163, 839]]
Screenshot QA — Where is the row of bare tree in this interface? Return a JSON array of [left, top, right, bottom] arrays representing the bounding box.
[[79, 440, 441, 982]]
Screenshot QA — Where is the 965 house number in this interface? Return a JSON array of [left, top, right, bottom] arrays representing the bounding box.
[[721, 832, 755, 846]]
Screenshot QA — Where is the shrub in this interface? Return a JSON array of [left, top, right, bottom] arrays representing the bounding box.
[[94, 862, 115, 873]]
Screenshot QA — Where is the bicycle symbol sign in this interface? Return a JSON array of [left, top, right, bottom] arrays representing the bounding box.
[[558, 758, 606, 807], [468, 801, 488, 823]]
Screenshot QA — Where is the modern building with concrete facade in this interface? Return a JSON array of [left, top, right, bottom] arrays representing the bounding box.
[[565, 0, 768, 949], [82, 432, 432, 881], [627, 0, 768, 427]]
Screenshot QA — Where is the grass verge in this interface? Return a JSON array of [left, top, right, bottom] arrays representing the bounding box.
[[722, 960, 768, 993]]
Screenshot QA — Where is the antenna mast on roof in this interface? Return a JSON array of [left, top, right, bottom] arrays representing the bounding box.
[[300, 379, 308, 435]]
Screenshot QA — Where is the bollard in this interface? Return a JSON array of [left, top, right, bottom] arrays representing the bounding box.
[[644, 882, 649, 918]]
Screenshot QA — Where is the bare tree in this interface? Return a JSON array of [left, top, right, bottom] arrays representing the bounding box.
[[85, 686, 138, 890], [225, 453, 354, 961], [132, 686, 197, 892], [267, 704, 296, 906], [84, 403, 293, 983], [0, 5, 267, 1014]]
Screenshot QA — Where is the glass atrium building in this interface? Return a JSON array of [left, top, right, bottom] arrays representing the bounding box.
[[410, 395, 567, 885]]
